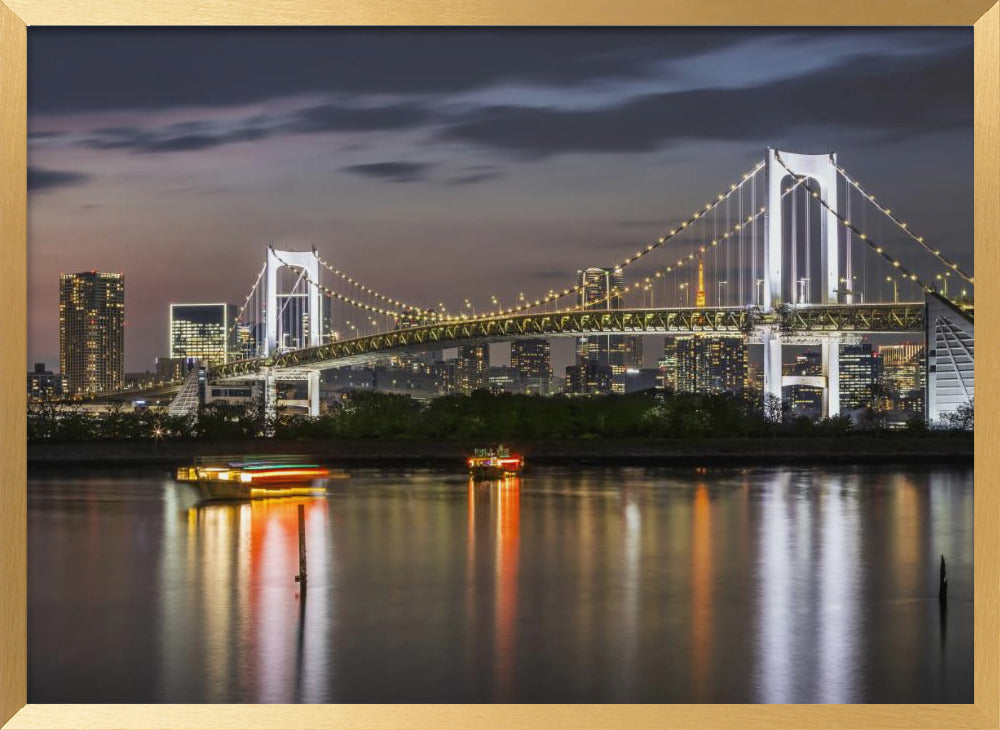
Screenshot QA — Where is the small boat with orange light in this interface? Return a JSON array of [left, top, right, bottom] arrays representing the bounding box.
[[176, 456, 339, 500], [467, 445, 524, 480]]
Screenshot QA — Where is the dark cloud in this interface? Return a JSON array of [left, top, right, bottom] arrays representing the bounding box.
[[437, 46, 973, 157], [77, 101, 431, 155], [286, 103, 431, 133], [444, 166, 502, 186], [341, 161, 433, 183], [27, 166, 90, 193], [82, 121, 274, 154], [28, 28, 758, 114]]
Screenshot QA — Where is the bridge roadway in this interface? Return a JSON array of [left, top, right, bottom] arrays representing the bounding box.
[[211, 302, 929, 381]]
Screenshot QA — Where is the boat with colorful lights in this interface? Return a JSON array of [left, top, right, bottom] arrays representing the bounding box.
[[467, 445, 524, 480], [176, 456, 339, 500]]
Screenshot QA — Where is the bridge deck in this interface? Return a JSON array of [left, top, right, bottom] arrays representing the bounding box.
[[211, 302, 928, 380]]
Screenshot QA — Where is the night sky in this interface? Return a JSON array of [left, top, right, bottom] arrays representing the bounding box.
[[27, 28, 973, 372]]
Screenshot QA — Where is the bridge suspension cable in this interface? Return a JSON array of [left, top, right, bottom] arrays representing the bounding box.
[[314, 253, 452, 320], [227, 261, 267, 341], [566, 173, 812, 311], [459, 160, 768, 319], [834, 161, 973, 284], [774, 151, 955, 303], [268, 248, 409, 322]]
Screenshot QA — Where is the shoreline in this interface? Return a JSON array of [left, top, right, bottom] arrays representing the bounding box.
[[28, 436, 973, 469]]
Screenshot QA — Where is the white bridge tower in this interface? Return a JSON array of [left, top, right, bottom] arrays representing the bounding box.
[[762, 149, 842, 419]]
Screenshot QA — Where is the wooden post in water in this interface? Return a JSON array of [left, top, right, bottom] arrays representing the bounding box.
[[295, 504, 307, 586]]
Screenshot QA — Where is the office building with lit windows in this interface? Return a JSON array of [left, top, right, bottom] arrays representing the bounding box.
[[879, 343, 925, 418], [659, 335, 747, 396], [169, 303, 238, 365], [510, 338, 552, 394], [783, 350, 823, 418], [27, 363, 62, 400], [840, 343, 883, 413], [576, 266, 639, 394], [456, 344, 489, 393], [565, 360, 613, 395], [59, 271, 125, 396]]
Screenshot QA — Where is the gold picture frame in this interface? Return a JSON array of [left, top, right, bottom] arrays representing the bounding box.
[[1, 1, 996, 727]]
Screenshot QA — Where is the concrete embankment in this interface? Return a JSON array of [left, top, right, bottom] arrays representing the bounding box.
[[28, 436, 973, 469]]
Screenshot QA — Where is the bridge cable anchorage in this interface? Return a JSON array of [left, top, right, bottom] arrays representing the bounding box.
[[834, 160, 973, 285], [773, 151, 954, 304], [564, 173, 811, 312], [476, 160, 767, 320], [314, 254, 451, 321]]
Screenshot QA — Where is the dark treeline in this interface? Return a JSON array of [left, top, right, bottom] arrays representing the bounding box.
[[27, 390, 973, 443]]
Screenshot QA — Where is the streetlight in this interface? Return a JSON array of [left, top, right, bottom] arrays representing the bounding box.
[[717, 280, 728, 306], [935, 272, 951, 297], [886, 276, 898, 303], [679, 282, 689, 307], [755, 278, 764, 307]]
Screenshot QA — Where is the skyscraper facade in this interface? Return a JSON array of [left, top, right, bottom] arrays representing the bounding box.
[[783, 350, 823, 418], [510, 338, 552, 394], [840, 343, 883, 412], [879, 343, 925, 416], [659, 335, 747, 396], [456, 344, 489, 393], [169, 303, 238, 364], [59, 271, 125, 395], [576, 266, 638, 394]]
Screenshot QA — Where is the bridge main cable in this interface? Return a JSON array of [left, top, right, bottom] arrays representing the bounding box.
[[834, 160, 973, 284], [227, 261, 267, 340], [314, 253, 453, 320], [774, 151, 953, 302], [458, 160, 768, 320], [563, 172, 812, 311]]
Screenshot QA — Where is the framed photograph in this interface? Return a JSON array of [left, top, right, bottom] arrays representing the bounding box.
[[2, 1, 996, 728]]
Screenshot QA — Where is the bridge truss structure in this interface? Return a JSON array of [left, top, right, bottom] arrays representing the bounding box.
[[156, 147, 973, 424]]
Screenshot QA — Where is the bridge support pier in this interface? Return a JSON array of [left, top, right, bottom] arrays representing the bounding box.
[[821, 335, 840, 419], [762, 330, 784, 420], [308, 370, 320, 418], [762, 330, 842, 421], [263, 369, 277, 435]]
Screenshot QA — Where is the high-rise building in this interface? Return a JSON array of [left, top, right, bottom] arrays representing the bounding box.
[[59, 271, 125, 395], [488, 366, 522, 394], [27, 363, 62, 400], [169, 303, 238, 365], [456, 344, 489, 393], [879, 343, 925, 416], [840, 343, 883, 413], [783, 350, 823, 418], [659, 335, 747, 396], [510, 338, 552, 394], [565, 361, 613, 395], [576, 267, 638, 394]]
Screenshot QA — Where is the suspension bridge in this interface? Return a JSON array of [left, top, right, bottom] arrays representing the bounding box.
[[93, 148, 976, 424]]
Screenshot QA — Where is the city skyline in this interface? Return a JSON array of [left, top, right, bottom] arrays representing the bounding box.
[[27, 28, 973, 371]]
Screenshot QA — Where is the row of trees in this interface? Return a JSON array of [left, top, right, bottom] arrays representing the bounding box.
[[27, 390, 973, 443]]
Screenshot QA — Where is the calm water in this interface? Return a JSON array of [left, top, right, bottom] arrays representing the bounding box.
[[28, 465, 973, 703]]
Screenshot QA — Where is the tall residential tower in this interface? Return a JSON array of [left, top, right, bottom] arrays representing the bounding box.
[[59, 271, 125, 395]]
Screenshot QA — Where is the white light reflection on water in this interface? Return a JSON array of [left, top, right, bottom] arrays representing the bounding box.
[[31, 466, 971, 704]]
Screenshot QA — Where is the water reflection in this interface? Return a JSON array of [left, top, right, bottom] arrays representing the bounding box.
[[28, 465, 973, 704]]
